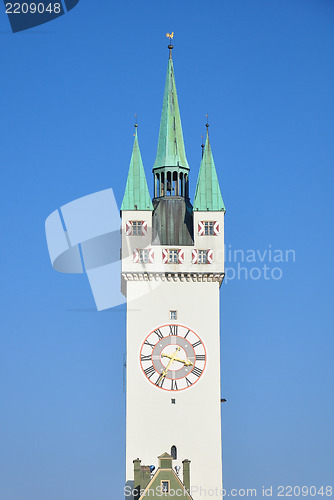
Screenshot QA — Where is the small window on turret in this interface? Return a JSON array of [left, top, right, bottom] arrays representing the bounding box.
[[198, 221, 219, 236], [132, 221, 143, 235], [126, 221, 148, 236], [204, 221, 215, 235]]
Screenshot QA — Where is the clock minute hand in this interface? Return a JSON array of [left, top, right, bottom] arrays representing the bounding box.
[[163, 347, 181, 373], [157, 347, 181, 382]]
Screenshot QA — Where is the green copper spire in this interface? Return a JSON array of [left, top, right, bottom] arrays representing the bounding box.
[[193, 128, 226, 211], [153, 48, 189, 170], [121, 127, 153, 211]]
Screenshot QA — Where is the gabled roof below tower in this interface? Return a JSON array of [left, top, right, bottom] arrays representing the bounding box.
[[121, 128, 153, 211], [193, 131, 225, 212], [139, 468, 193, 499]]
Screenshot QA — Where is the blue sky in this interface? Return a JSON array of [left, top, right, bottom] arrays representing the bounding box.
[[0, 1, 333, 499]]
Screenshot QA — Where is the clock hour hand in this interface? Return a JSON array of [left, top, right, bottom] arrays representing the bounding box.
[[162, 352, 193, 367]]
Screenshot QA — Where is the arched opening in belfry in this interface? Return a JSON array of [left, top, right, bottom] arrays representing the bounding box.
[[161, 172, 165, 196], [167, 171, 172, 195], [184, 174, 189, 198], [173, 171, 178, 195], [171, 445, 177, 460], [155, 173, 160, 198], [179, 172, 183, 196]]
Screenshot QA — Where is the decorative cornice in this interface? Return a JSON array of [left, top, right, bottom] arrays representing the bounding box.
[[122, 272, 224, 285]]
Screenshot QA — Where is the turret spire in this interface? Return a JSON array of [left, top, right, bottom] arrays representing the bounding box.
[[121, 125, 153, 211], [193, 123, 225, 211], [153, 39, 189, 171]]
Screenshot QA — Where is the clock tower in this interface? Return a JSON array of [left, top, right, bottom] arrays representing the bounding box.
[[121, 43, 226, 498]]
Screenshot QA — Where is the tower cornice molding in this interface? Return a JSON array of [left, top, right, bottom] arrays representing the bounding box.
[[122, 272, 224, 285]]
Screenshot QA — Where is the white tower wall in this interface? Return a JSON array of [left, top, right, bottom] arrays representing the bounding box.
[[122, 210, 225, 499], [125, 279, 223, 498]]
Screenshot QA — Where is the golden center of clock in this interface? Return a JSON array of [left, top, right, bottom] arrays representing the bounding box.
[[160, 345, 188, 372]]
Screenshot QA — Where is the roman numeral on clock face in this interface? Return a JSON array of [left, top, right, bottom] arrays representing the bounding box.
[[155, 376, 165, 388], [192, 367, 203, 377], [171, 380, 178, 391], [185, 377, 193, 387], [192, 340, 202, 348], [196, 355, 206, 361], [154, 329, 164, 340], [144, 366, 156, 378], [169, 325, 178, 336], [141, 354, 151, 362], [144, 340, 155, 349]]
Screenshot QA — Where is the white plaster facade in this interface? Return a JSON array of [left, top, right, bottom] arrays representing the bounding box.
[[122, 208, 225, 499]]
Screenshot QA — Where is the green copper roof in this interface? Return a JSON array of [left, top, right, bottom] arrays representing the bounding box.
[[121, 128, 153, 211], [193, 132, 225, 211], [153, 54, 189, 170]]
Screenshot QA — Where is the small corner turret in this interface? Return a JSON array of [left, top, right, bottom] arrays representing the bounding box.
[[121, 124, 153, 297], [193, 123, 226, 212], [121, 125, 153, 212]]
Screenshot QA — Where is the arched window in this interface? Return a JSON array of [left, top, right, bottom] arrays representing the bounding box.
[[171, 445, 177, 460]]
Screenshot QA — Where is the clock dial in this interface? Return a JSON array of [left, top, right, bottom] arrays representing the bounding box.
[[140, 324, 206, 391]]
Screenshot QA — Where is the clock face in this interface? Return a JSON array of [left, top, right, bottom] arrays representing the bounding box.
[[140, 324, 206, 391]]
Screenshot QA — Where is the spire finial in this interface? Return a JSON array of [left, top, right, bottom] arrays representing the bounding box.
[[206, 114, 209, 135], [201, 134, 205, 158], [166, 32, 174, 58], [133, 114, 138, 136]]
